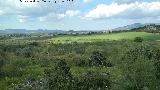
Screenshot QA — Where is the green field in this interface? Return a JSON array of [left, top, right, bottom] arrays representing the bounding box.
[[1, 32, 160, 45], [1, 31, 160, 90], [48, 32, 160, 43]]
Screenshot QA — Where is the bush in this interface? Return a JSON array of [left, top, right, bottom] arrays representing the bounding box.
[[1, 64, 23, 77], [75, 71, 111, 90], [15, 47, 33, 58], [44, 60, 74, 90], [120, 44, 157, 90], [134, 37, 143, 42], [0, 58, 5, 78], [75, 59, 88, 67], [89, 51, 112, 67], [29, 42, 39, 46]]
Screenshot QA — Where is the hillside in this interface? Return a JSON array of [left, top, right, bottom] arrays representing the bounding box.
[[112, 23, 145, 31], [131, 24, 160, 33]]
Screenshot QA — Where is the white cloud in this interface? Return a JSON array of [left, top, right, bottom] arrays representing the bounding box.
[[85, 3, 131, 18], [39, 10, 80, 21], [66, 10, 80, 17], [83, 0, 93, 3], [0, 10, 4, 15], [85, 2, 160, 19], [0, 0, 79, 22], [17, 15, 33, 23], [113, 0, 160, 4], [113, 0, 138, 4], [39, 13, 64, 22]]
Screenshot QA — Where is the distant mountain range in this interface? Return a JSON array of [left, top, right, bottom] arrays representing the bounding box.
[[0, 23, 160, 34], [0, 29, 65, 34]]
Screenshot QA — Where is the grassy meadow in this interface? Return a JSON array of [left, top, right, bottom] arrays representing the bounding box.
[[1, 32, 160, 45], [48, 32, 160, 43]]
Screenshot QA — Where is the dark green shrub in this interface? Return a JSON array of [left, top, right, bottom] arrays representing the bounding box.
[[44, 60, 74, 90], [153, 49, 160, 79], [134, 37, 143, 42], [75, 59, 88, 67], [89, 51, 112, 67], [0, 58, 5, 78], [29, 42, 39, 46], [120, 44, 157, 90], [15, 47, 33, 58]]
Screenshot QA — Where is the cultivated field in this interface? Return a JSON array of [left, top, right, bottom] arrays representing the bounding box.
[[48, 32, 160, 43]]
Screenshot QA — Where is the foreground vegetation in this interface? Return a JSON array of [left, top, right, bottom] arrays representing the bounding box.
[[1, 31, 160, 90]]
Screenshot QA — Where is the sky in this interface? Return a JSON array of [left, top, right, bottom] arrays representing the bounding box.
[[0, 0, 160, 30]]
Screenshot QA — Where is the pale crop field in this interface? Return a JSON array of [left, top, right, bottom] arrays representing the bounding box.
[[48, 32, 160, 43], [2, 32, 160, 45]]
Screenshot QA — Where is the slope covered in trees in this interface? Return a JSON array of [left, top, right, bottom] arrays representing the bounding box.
[[131, 24, 160, 33]]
